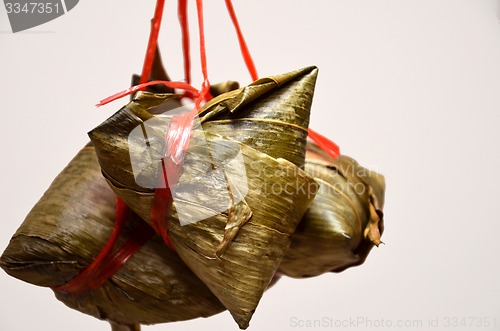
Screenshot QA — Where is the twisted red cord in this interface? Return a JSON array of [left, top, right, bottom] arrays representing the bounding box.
[[225, 0, 258, 81], [150, 108, 197, 248], [223, 0, 340, 157], [308, 128, 341, 159], [53, 199, 153, 294], [194, 0, 211, 109], [140, 0, 166, 84], [178, 0, 191, 84], [96, 80, 199, 107], [150, 0, 210, 248]]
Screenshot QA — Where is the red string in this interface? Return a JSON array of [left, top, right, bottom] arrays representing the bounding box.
[[140, 0, 166, 84], [223, 1, 340, 157], [93, 218, 154, 285], [150, 0, 210, 248], [178, 0, 191, 84], [195, 0, 211, 109], [150, 108, 197, 248], [224, 0, 258, 82], [53, 198, 153, 294], [150, 160, 174, 248], [96, 80, 199, 107], [308, 128, 341, 159]]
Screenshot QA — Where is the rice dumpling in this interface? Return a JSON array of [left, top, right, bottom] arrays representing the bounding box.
[[0, 145, 226, 326], [279, 142, 385, 278], [88, 67, 320, 329]]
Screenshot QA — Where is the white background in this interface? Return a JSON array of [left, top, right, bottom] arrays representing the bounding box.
[[1, 1, 500, 330]]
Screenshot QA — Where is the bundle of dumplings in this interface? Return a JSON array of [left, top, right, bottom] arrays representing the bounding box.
[[1, 65, 384, 330]]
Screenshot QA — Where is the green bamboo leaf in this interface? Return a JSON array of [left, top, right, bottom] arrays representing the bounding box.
[[88, 67, 320, 328], [280, 143, 385, 278], [0, 146, 226, 325], [200, 66, 318, 167]]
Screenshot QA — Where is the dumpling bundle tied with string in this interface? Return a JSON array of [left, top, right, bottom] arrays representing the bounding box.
[[1, 65, 385, 330]]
